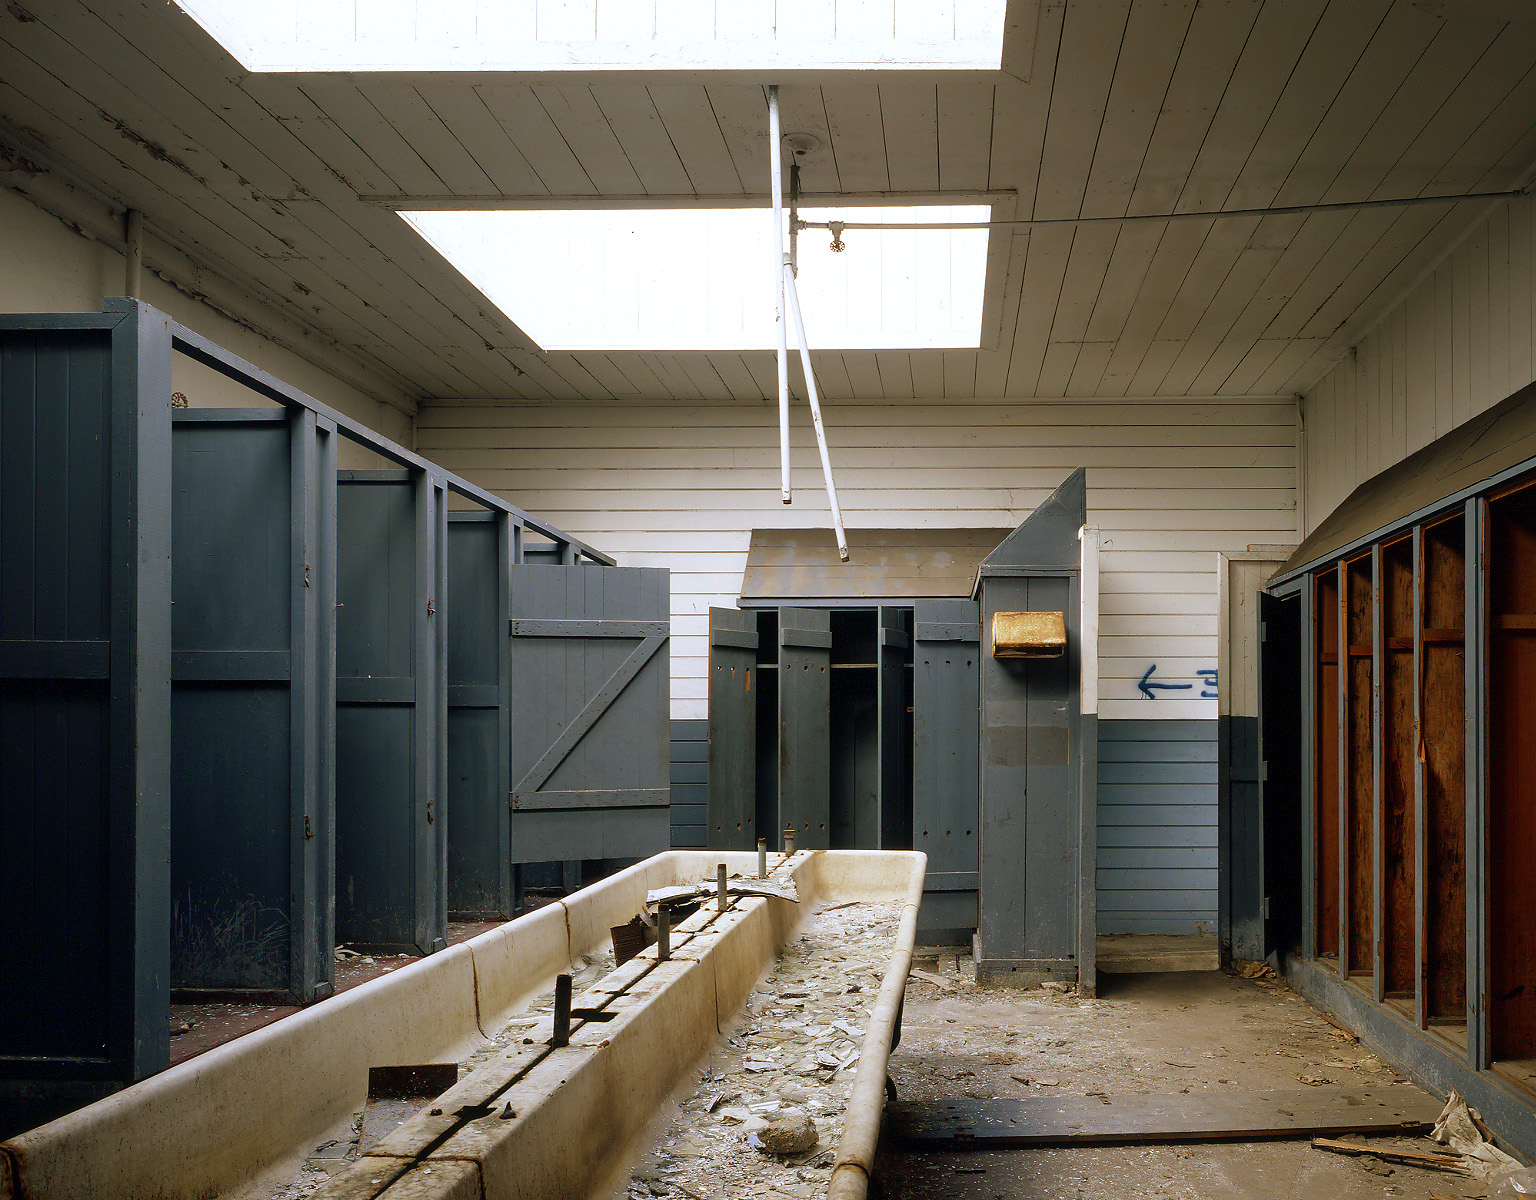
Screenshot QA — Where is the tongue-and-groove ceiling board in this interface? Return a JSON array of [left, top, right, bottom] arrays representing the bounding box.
[[1, 0, 1533, 404]]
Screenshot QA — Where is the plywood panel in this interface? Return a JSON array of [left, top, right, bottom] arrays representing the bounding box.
[[1488, 485, 1536, 1059], [1343, 554, 1375, 980], [1420, 513, 1466, 1024]]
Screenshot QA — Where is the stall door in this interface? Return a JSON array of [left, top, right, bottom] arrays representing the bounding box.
[[707, 606, 758, 850], [778, 607, 832, 849], [913, 599, 981, 936], [509, 565, 671, 862]]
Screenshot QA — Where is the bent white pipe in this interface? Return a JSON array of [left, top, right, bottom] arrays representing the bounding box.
[[783, 263, 849, 562]]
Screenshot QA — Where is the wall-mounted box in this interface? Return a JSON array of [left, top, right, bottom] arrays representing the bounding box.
[[990, 610, 1067, 658]]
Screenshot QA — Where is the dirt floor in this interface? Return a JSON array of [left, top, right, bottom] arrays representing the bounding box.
[[876, 955, 1492, 1200]]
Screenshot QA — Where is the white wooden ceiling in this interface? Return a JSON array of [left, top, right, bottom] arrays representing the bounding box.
[[1, 0, 1534, 403]]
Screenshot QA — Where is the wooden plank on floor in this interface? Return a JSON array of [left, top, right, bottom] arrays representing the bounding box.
[[884, 1087, 1442, 1145]]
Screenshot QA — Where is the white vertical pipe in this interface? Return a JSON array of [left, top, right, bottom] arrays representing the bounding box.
[[1079, 524, 1099, 716], [768, 86, 792, 505], [783, 263, 849, 562]]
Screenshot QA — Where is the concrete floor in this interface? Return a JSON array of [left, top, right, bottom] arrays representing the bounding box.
[[876, 961, 1486, 1200]]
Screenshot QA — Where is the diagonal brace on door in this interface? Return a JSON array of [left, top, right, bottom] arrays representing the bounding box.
[[511, 634, 667, 799]]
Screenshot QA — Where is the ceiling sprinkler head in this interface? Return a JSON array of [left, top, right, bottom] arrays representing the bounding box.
[[783, 132, 820, 158]]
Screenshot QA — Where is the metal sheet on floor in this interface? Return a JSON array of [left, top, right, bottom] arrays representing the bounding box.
[[885, 1087, 1442, 1144]]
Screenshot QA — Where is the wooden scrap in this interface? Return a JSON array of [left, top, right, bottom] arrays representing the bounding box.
[[1316, 1011, 1360, 1042], [909, 968, 958, 991], [1311, 1138, 1467, 1174]]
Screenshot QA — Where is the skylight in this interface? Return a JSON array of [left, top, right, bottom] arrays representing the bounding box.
[[175, 0, 1006, 73], [402, 207, 990, 353]]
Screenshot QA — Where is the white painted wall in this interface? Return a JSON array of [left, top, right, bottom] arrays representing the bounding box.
[[1301, 191, 1536, 534], [0, 184, 414, 457], [417, 396, 1301, 720]]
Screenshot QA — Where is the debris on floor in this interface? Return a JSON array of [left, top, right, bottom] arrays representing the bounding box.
[[877, 960, 1471, 1200], [1431, 1089, 1523, 1180], [1312, 1136, 1469, 1174], [619, 898, 901, 1200], [645, 873, 800, 909]]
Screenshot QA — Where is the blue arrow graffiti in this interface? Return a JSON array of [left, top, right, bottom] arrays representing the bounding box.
[[1138, 664, 1194, 700]]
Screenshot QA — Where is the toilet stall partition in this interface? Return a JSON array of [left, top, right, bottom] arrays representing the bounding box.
[[912, 598, 982, 938], [335, 470, 449, 954], [170, 407, 336, 1002], [0, 300, 615, 1118], [1, 301, 172, 1099], [508, 565, 673, 864], [445, 511, 514, 921]]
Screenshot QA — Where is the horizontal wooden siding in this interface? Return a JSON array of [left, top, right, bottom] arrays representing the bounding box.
[[1098, 718, 1218, 936], [670, 718, 707, 849], [1303, 191, 1536, 534], [418, 397, 1299, 721]]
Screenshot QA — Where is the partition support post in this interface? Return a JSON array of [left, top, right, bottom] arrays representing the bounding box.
[[783, 265, 849, 561], [768, 85, 791, 506]]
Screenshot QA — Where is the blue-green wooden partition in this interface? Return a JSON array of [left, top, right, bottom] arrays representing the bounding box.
[[446, 511, 513, 920], [509, 565, 672, 863], [0, 300, 614, 1127], [778, 607, 832, 849], [913, 598, 981, 938], [335, 471, 448, 953], [170, 408, 335, 1002], [0, 301, 172, 1102], [975, 469, 1087, 987], [706, 606, 759, 850]]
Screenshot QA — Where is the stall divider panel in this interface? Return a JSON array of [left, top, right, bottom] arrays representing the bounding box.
[[508, 565, 672, 862], [335, 470, 448, 954], [169, 408, 335, 1002], [778, 607, 832, 849], [706, 606, 758, 850], [293, 410, 338, 999], [0, 303, 171, 1095], [445, 511, 513, 920], [912, 599, 981, 936]]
